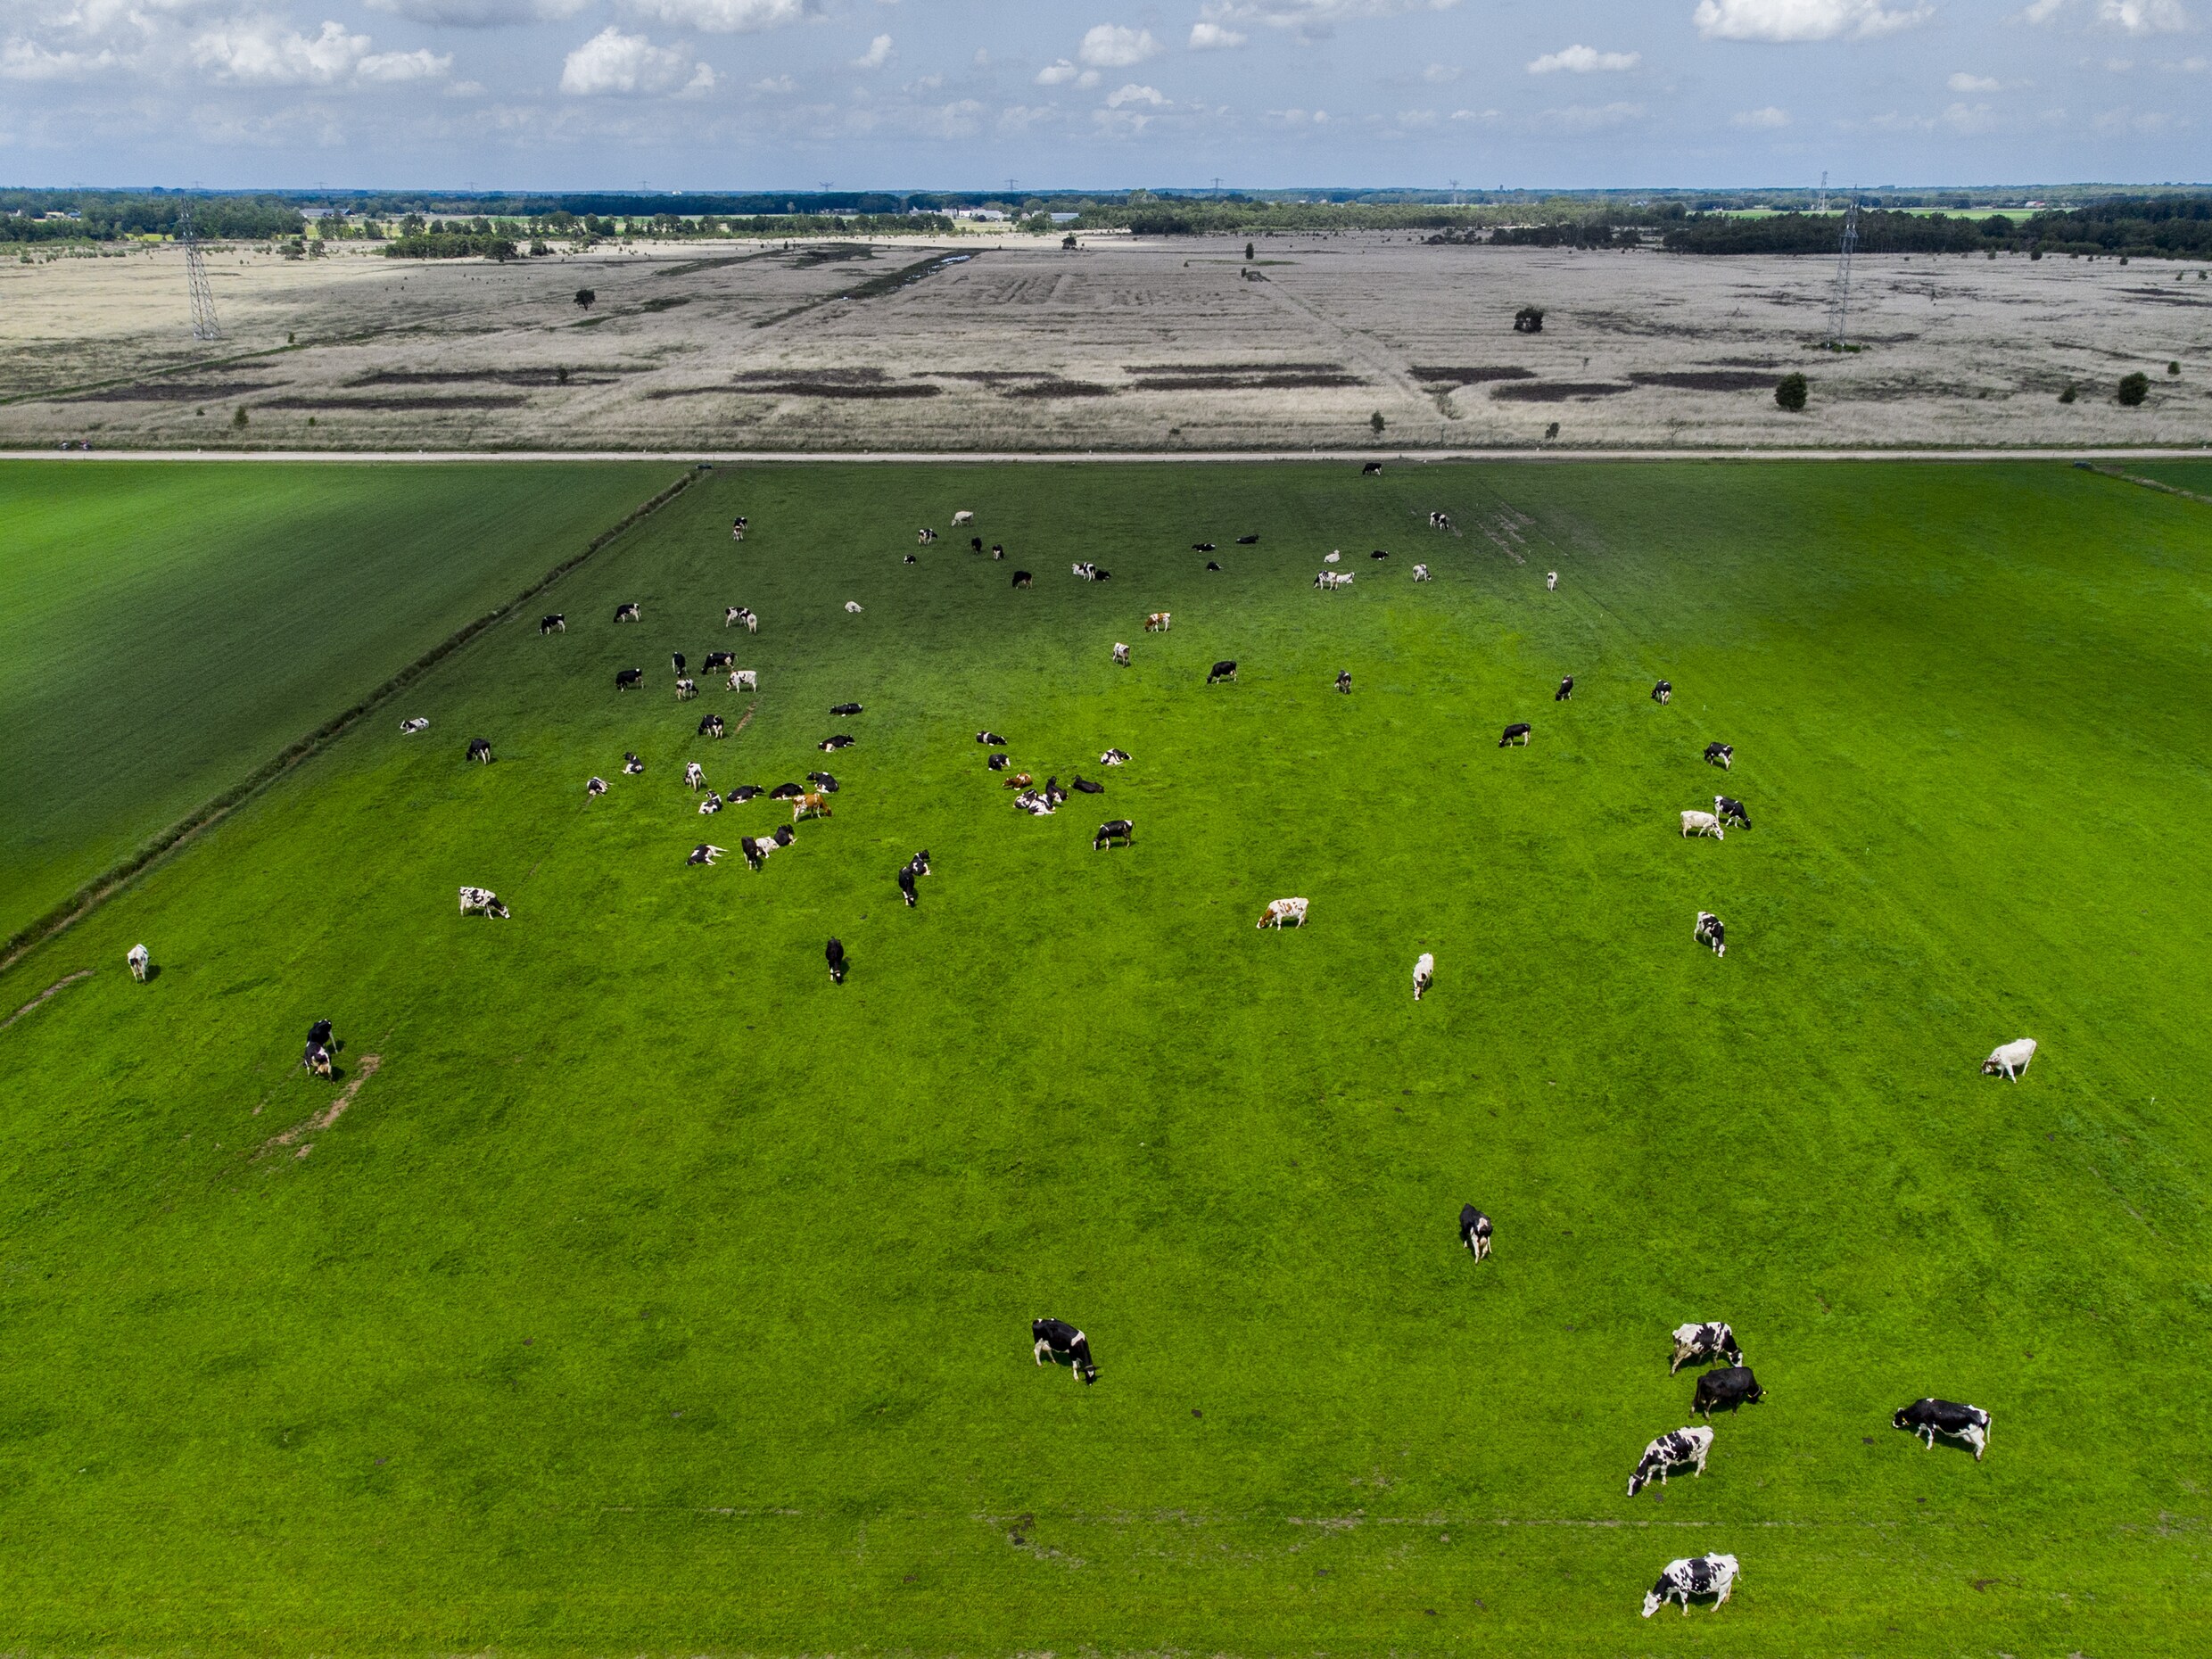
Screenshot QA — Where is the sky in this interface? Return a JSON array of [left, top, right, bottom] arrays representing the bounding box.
[[1, 0, 2206, 191]]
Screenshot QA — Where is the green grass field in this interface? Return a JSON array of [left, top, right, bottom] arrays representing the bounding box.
[[0, 460, 668, 944], [0, 459, 2207, 1656]]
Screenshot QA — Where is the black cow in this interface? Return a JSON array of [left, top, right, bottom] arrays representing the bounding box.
[[1073, 776, 1104, 794], [987, 753, 1011, 772], [905, 849, 931, 878], [614, 602, 640, 623], [302, 1042, 334, 1078], [897, 865, 917, 906], [978, 730, 1007, 747], [1459, 1204, 1492, 1260], [819, 733, 855, 752], [1893, 1399, 1991, 1461], [1670, 1321, 1743, 1374], [540, 614, 565, 634], [830, 702, 863, 716], [970, 536, 983, 552], [826, 937, 847, 985], [1695, 911, 1726, 957], [1370, 548, 1390, 559], [1498, 722, 1531, 747], [1652, 680, 1672, 704], [1032, 1316, 1097, 1383], [1208, 660, 1238, 685], [729, 785, 763, 802], [806, 772, 839, 792], [1715, 796, 1752, 830], [773, 824, 794, 846], [1236, 534, 1259, 544], [306, 1018, 334, 1048], [1012, 571, 1032, 588], [1092, 568, 1111, 581], [1206, 560, 1222, 571], [466, 738, 494, 764], [1692, 1366, 1764, 1417], [615, 668, 643, 691], [1094, 819, 1134, 849], [770, 782, 805, 799], [671, 652, 686, 674], [1362, 460, 1383, 475], [1336, 670, 1352, 694], [739, 836, 770, 870], [904, 554, 917, 565], [623, 752, 644, 774], [704, 651, 735, 673], [1555, 675, 1575, 702], [1704, 742, 1733, 771], [698, 714, 725, 739], [1193, 541, 1216, 552]]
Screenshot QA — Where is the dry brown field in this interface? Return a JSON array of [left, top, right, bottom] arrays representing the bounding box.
[[4, 231, 2208, 451]]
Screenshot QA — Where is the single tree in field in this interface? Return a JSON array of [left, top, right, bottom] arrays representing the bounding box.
[[574, 288, 596, 310], [1775, 372, 1808, 412], [1370, 411, 1387, 435], [1244, 242, 1255, 261], [2117, 371, 2150, 407], [1514, 305, 1544, 334]]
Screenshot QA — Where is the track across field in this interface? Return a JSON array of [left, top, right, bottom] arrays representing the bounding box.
[[0, 460, 2205, 1656]]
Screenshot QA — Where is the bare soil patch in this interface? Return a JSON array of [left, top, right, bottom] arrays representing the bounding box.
[[1490, 381, 1635, 401], [1410, 366, 1535, 384], [259, 1052, 381, 1159], [1629, 371, 1779, 392]]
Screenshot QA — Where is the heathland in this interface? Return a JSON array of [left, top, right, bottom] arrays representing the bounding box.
[[0, 458, 2205, 1656]]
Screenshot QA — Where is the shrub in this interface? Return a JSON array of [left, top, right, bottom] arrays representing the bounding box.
[[2169, 360, 2182, 376], [231, 406, 248, 428], [2117, 372, 2150, 407], [1370, 411, 1386, 434], [1514, 305, 1544, 334], [574, 288, 596, 310], [1244, 242, 1255, 260], [2059, 384, 2077, 404], [1544, 421, 1559, 440], [1775, 372, 1809, 412]]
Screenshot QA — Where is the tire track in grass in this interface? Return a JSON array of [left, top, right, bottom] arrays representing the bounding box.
[[1, 968, 93, 1032]]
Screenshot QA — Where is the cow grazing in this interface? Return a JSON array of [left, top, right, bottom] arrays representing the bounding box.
[[1032, 1317, 1098, 1383], [1498, 722, 1531, 747], [1556, 676, 1574, 702], [704, 651, 735, 673], [1113, 642, 1131, 667], [1193, 541, 1217, 552], [466, 738, 494, 764], [917, 527, 937, 544], [302, 1042, 334, 1078], [614, 603, 640, 623], [1412, 563, 1432, 582], [1715, 796, 1751, 829], [586, 776, 608, 797], [685, 762, 707, 791], [1146, 611, 1171, 632], [1073, 776, 1104, 794], [1628, 1427, 1715, 1496], [1073, 561, 1096, 580], [978, 731, 1008, 747], [1695, 911, 1726, 957], [898, 864, 918, 906], [1100, 748, 1130, 765], [1680, 810, 1724, 840], [458, 886, 509, 919], [729, 785, 763, 802], [1546, 571, 1558, 591], [730, 670, 758, 693], [991, 544, 1006, 559], [1893, 1399, 1992, 1461], [1982, 1038, 2037, 1080], [1692, 1366, 1763, 1417], [970, 537, 982, 552], [671, 652, 686, 675], [1652, 680, 1672, 704], [699, 714, 725, 739], [1459, 1204, 1492, 1260], [739, 836, 776, 870], [1642, 1554, 1739, 1618], [805, 772, 839, 792], [726, 606, 758, 631], [1315, 570, 1352, 590], [1094, 818, 1134, 849], [819, 734, 855, 752], [127, 944, 151, 982], [953, 510, 975, 526], [1363, 460, 1383, 475], [826, 937, 847, 983], [400, 717, 429, 734], [730, 516, 747, 541], [1336, 670, 1352, 694], [1704, 742, 1733, 771], [307, 1018, 333, 1048], [793, 792, 831, 822], [623, 752, 644, 775], [1258, 896, 1308, 929], [987, 753, 1011, 772], [830, 702, 863, 716], [540, 614, 565, 634], [1670, 1323, 1743, 1374], [1012, 570, 1033, 588], [1413, 953, 1434, 1001], [1429, 511, 1454, 531], [689, 843, 724, 866], [615, 668, 643, 692], [698, 792, 722, 815], [1236, 534, 1259, 545], [845, 601, 863, 614], [1208, 660, 1238, 685], [905, 849, 931, 878]]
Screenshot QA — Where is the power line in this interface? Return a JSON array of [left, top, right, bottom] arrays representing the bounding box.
[[1827, 187, 1860, 351], [179, 197, 220, 343]]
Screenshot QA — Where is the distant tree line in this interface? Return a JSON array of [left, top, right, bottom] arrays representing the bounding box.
[[1660, 198, 2212, 259], [0, 191, 304, 243]]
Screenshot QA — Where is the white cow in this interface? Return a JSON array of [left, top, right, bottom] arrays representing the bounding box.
[[399, 717, 429, 734], [1413, 952, 1434, 1001], [458, 886, 509, 919], [1113, 642, 1131, 666], [729, 670, 758, 692], [1982, 1037, 2037, 1080], [953, 509, 975, 526], [685, 762, 706, 791], [698, 793, 722, 815], [127, 944, 151, 982], [1680, 810, 1724, 840], [1643, 1553, 1739, 1618], [845, 601, 863, 614], [1258, 897, 1309, 929], [1412, 564, 1431, 582]]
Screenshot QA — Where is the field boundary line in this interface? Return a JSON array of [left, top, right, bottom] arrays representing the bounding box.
[[9, 445, 2211, 465], [1, 969, 95, 1032], [2077, 460, 2212, 507], [0, 467, 701, 981]]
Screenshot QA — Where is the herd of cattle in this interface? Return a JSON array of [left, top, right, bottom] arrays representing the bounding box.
[[104, 484, 2035, 1624]]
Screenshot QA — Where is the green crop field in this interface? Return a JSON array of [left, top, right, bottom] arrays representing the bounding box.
[[0, 459, 2207, 1657], [0, 459, 668, 945]]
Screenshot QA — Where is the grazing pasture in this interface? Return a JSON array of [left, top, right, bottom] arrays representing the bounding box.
[[0, 459, 2206, 1656]]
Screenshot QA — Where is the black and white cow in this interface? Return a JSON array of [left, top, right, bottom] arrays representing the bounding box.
[[830, 702, 863, 716], [302, 1041, 334, 1078], [1206, 560, 1222, 572], [991, 544, 1006, 559], [1413, 952, 1434, 1001], [898, 864, 918, 907], [704, 651, 735, 673], [1100, 748, 1130, 765], [826, 937, 847, 984], [1704, 742, 1733, 771], [615, 668, 643, 691], [466, 738, 494, 764], [917, 527, 937, 544], [1208, 660, 1238, 685], [1073, 775, 1105, 794], [675, 678, 697, 701], [1642, 1553, 1739, 1618], [1627, 1426, 1714, 1496], [586, 775, 608, 797], [399, 717, 429, 734], [1498, 722, 1531, 747], [978, 731, 1008, 747], [1556, 675, 1575, 702], [615, 602, 640, 623], [1032, 1316, 1098, 1383], [730, 516, 747, 540], [1546, 570, 1559, 591], [458, 886, 509, 919], [1044, 777, 1068, 808], [699, 714, 726, 739], [1012, 570, 1032, 588], [1715, 796, 1751, 830], [739, 836, 775, 870], [1429, 511, 1451, 529], [1193, 541, 1217, 552], [1694, 911, 1726, 957], [905, 849, 931, 878], [689, 843, 724, 866], [623, 752, 644, 774], [769, 781, 804, 799], [1113, 642, 1131, 667], [128, 943, 152, 982], [671, 652, 687, 675], [987, 753, 1011, 772], [1652, 680, 1671, 704], [1336, 670, 1353, 694], [1362, 461, 1383, 475], [806, 772, 839, 792], [1893, 1399, 1991, 1460], [1236, 534, 1259, 545], [819, 733, 855, 752], [729, 785, 763, 803], [1691, 1366, 1763, 1417], [1412, 563, 1432, 582], [540, 614, 565, 634], [1370, 549, 1390, 560], [726, 606, 757, 631], [905, 554, 918, 565], [307, 1018, 334, 1049], [1459, 1204, 1492, 1261], [685, 762, 707, 791], [1670, 1322, 1743, 1374], [698, 792, 722, 815], [1094, 819, 1134, 849]]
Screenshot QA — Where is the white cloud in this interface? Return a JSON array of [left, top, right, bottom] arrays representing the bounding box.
[[0, 40, 122, 79], [1942, 98, 1998, 128], [1539, 99, 1645, 130], [1079, 68, 1100, 84], [1080, 23, 1162, 66], [559, 25, 705, 94], [1730, 103, 1791, 124], [1206, 0, 1464, 38], [1449, 105, 1501, 120], [1692, 0, 1930, 41], [1528, 44, 1640, 72], [1189, 21, 1246, 47], [1035, 57, 1078, 82], [904, 70, 942, 88], [2017, 0, 2067, 19], [1948, 70, 2001, 88], [1106, 79, 1165, 104], [1422, 61, 1461, 79], [752, 70, 795, 90], [365, 0, 586, 26], [1094, 104, 1151, 132], [853, 31, 890, 67], [2097, 0, 2189, 32], [191, 20, 367, 86], [357, 46, 450, 79], [620, 0, 817, 34]]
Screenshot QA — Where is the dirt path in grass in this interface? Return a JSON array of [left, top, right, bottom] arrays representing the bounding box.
[[259, 1053, 379, 1159], [1, 968, 93, 1032]]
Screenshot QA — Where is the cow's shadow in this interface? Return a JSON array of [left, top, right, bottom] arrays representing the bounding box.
[[1909, 1427, 1983, 1458], [139, 964, 162, 984]]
